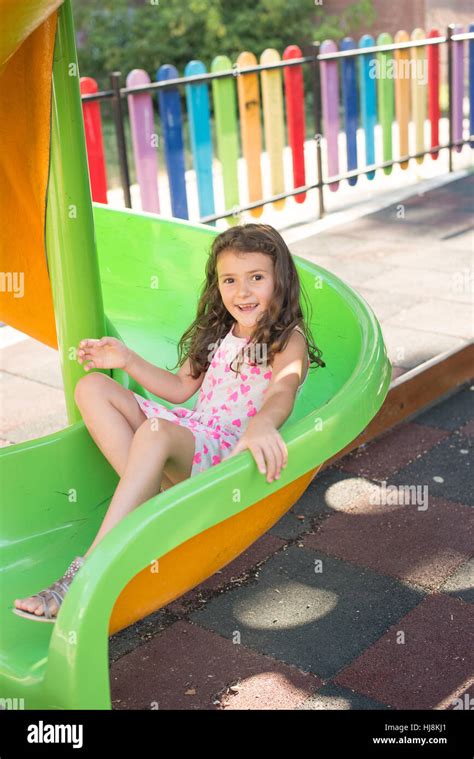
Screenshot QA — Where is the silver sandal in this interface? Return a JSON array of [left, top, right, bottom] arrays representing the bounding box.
[[12, 556, 85, 623]]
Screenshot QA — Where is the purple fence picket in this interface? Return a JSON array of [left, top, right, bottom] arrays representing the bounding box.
[[452, 26, 464, 154], [126, 69, 160, 213], [320, 40, 340, 192]]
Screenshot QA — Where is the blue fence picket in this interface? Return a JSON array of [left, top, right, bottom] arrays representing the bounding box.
[[184, 60, 215, 222], [156, 64, 189, 219], [340, 37, 358, 186], [358, 34, 377, 180]]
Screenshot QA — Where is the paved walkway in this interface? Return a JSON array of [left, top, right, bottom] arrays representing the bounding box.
[[108, 381, 473, 709]]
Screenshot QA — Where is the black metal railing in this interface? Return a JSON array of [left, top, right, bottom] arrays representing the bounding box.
[[81, 25, 474, 222]]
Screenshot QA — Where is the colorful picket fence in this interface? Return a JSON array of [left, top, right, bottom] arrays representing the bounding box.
[[80, 25, 474, 222]]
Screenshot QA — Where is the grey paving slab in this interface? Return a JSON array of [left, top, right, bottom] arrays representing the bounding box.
[[0, 337, 64, 389], [305, 256, 394, 286], [390, 433, 473, 507], [354, 286, 420, 321], [346, 209, 473, 239], [188, 545, 425, 680], [385, 299, 473, 341], [0, 372, 67, 440], [365, 266, 472, 304], [378, 323, 465, 369], [372, 244, 472, 272]]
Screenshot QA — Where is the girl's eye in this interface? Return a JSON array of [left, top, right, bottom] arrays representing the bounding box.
[[223, 275, 263, 284]]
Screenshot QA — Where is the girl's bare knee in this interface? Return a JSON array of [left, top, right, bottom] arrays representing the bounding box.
[[74, 371, 115, 405]]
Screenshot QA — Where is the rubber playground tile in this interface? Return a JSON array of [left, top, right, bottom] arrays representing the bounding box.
[[187, 545, 424, 680], [109, 608, 171, 664], [110, 619, 322, 710], [167, 533, 285, 615], [268, 467, 378, 541], [334, 422, 451, 481], [296, 682, 392, 710], [412, 384, 474, 431], [439, 559, 474, 605], [334, 594, 474, 710], [459, 419, 474, 438], [389, 434, 473, 507], [444, 685, 474, 711], [303, 493, 473, 591]]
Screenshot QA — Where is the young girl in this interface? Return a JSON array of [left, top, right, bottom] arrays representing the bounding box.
[[13, 223, 325, 622]]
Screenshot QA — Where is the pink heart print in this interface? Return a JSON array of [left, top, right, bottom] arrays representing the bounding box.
[[221, 440, 232, 449], [240, 384, 251, 395], [264, 370, 272, 380], [250, 366, 260, 374], [247, 407, 257, 417], [229, 391, 238, 402], [241, 373, 248, 381], [203, 444, 209, 454], [193, 452, 202, 464], [212, 455, 221, 465], [232, 418, 241, 427]]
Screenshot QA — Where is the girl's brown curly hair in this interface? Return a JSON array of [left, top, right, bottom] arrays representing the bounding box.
[[171, 223, 326, 379]]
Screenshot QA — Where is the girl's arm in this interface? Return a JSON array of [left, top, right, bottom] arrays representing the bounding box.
[[228, 330, 308, 483], [77, 337, 204, 404], [126, 352, 205, 404]]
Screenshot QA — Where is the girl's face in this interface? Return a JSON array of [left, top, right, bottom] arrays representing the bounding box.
[[217, 249, 275, 336]]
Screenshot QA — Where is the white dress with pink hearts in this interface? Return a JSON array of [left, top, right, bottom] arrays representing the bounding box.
[[132, 322, 309, 478]]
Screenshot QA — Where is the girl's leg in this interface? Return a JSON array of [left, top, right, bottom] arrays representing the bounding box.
[[84, 416, 196, 557], [74, 371, 174, 489], [13, 375, 184, 617]]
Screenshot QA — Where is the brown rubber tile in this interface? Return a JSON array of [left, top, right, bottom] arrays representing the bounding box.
[[334, 594, 474, 710], [334, 422, 451, 480], [110, 620, 322, 710], [303, 493, 473, 591]]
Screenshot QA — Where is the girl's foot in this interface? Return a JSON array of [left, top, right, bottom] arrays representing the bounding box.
[[12, 556, 85, 623]]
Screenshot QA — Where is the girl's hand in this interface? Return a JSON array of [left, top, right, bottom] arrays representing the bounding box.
[[76, 337, 133, 372], [228, 419, 288, 484]]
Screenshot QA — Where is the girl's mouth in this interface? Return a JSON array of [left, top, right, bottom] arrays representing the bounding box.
[[237, 304, 258, 312]]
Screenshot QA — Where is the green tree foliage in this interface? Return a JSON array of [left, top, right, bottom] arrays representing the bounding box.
[[73, 0, 375, 86]]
